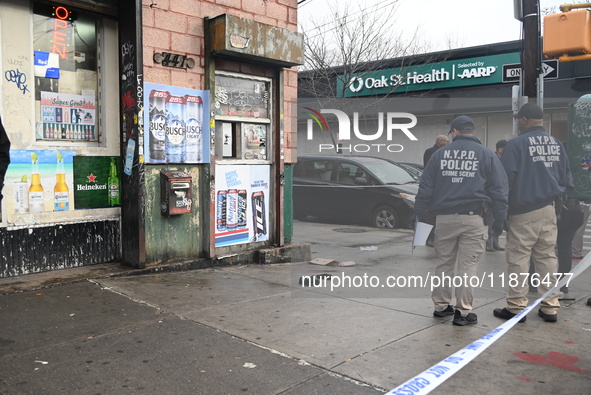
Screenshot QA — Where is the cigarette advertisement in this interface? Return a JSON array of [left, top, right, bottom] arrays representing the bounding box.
[[143, 83, 210, 164], [214, 165, 270, 247]]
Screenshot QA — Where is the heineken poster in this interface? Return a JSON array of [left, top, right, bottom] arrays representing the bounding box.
[[4, 150, 75, 215], [143, 82, 210, 164], [73, 156, 120, 209], [214, 164, 270, 247]]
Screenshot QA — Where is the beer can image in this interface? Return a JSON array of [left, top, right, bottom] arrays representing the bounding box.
[[226, 189, 238, 231], [237, 189, 247, 229], [184, 95, 203, 163], [149, 90, 168, 161], [216, 190, 227, 231], [165, 95, 186, 163], [251, 191, 267, 239]]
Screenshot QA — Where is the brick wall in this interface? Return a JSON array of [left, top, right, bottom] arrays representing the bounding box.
[[142, 0, 300, 163]]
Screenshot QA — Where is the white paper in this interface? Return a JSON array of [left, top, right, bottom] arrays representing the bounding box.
[[413, 221, 434, 247]]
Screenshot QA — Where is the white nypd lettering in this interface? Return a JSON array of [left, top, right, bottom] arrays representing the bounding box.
[[527, 135, 561, 168], [440, 150, 478, 183]]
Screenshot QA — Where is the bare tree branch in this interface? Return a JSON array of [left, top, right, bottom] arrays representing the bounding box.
[[299, 0, 433, 115]]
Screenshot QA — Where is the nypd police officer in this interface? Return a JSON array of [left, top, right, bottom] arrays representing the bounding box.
[[493, 103, 573, 323], [415, 115, 508, 326]]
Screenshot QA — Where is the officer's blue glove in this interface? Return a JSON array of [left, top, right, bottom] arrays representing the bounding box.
[[492, 220, 504, 235]]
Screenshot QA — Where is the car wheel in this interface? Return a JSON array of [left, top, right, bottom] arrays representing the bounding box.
[[372, 206, 399, 229]]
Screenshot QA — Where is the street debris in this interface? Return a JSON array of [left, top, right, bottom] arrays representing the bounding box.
[[309, 258, 355, 266], [310, 258, 334, 266]]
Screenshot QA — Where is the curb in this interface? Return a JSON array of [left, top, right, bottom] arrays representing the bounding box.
[[0, 242, 311, 294]]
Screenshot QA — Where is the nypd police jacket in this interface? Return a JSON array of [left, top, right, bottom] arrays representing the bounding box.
[[501, 126, 573, 215], [414, 134, 508, 223]]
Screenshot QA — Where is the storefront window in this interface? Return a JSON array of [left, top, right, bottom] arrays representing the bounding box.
[[32, 3, 99, 142], [214, 73, 272, 162]]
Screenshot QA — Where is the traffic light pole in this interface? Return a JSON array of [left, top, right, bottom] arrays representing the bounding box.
[[522, 0, 541, 101]]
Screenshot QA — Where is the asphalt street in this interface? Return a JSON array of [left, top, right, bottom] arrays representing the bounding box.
[[1, 218, 591, 394]]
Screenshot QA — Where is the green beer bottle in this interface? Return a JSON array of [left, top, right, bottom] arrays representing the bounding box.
[[108, 157, 120, 206]]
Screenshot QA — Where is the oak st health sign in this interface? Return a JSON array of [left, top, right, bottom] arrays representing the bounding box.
[[337, 53, 521, 98]]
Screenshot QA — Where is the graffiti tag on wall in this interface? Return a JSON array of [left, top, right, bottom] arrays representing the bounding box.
[[5, 69, 30, 94], [121, 41, 137, 142]]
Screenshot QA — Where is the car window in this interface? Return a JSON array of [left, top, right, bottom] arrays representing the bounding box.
[[294, 160, 317, 178], [295, 160, 333, 181], [337, 162, 366, 185], [359, 158, 416, 185], [399, 164, 422, 180]]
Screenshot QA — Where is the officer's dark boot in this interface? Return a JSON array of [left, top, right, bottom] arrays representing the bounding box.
[[493, 242, 505, 251]]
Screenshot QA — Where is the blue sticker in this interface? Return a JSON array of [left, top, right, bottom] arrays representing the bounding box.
[[124, 139, 135, 176]]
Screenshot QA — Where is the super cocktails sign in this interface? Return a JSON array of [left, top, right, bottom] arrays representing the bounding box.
[[337, 52, 521, 98]]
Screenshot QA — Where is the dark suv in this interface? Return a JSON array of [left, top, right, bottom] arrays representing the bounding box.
[[293, 155, 418, 229]]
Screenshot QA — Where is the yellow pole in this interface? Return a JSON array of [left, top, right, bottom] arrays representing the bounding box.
[[559, 3, 591, 12]]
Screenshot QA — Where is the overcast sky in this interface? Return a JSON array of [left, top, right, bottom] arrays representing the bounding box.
[[298, 0, 571, 52]]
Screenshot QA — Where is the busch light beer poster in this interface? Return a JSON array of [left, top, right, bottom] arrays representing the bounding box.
[[214, 165, 270, 247], [143, 82, 210, 164]]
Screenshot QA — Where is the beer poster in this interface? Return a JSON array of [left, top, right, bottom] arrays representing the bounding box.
[[73, 156, 121, 209], [4, 150, 75, 216], [39, 92, 96, 141], [143, 82, 210, 164], [214, 164, 270, 247]]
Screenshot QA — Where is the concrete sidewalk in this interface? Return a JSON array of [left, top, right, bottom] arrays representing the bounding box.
[[1, 219, 591, 394]]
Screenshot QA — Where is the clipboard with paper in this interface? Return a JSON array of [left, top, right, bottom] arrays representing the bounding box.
[[412, 220, 433, 253]]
